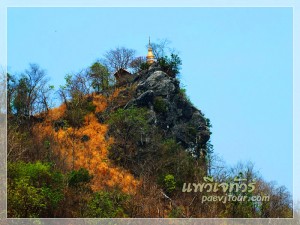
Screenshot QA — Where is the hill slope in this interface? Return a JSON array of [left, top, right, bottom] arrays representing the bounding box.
[[32, 63, 211, 195]]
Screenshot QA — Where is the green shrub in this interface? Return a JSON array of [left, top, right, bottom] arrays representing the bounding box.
[[68, 168, 93, 187], [153, 96, 167, 113], [163, 174, 176, 194], [84, 190, 129, 218]]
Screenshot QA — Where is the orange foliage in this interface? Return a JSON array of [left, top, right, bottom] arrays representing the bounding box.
[[92, 95, 107, 113], [110, 87, 123, 100], [48, 104, 66, 121], [32, 93, 139, 194]]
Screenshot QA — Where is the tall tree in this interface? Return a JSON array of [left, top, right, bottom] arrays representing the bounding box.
[[13, 77, 30, 116], [58, 72, 94, 128], [157, 54, 182, 78], [103, 47, 136, 72], [89, 62, 110, 94], [11, 64, 52, 117]]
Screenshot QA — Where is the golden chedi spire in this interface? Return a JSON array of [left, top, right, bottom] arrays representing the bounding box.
[[146, 37, 155, 65]]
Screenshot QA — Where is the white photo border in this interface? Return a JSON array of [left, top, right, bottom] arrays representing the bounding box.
[[0, 0, 299, 224]]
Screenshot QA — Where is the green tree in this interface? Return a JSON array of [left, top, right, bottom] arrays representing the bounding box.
[[89, 62, 110, 93], [157, 54, 182, 78], [12, 64, 51, 117], [8, 161, 64, 217], [65, 168, 93, 217], [58, 73, 95, 128], [107, 107, 149, 168], [8, 177, 47, 218], [13, 77, 30, 116]]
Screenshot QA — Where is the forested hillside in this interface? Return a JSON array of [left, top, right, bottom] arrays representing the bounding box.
[[7, 42, 292, 218]]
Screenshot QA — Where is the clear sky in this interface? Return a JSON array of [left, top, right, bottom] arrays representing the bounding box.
[[7, 7, 293, 193]]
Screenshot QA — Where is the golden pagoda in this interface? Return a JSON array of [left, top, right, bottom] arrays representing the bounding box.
[[146, 37, 155, 65]]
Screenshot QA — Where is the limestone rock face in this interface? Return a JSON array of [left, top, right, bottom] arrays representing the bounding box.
[[137, 71, 176, 96], [124, 66, 210, 158]]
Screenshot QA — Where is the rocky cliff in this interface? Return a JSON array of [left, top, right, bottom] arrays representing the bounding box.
[[115, 63, 211, 160]]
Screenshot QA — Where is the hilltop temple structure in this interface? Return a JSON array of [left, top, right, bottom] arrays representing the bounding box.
[[146, 37, 155, 65], [114, 38, 156, 86]]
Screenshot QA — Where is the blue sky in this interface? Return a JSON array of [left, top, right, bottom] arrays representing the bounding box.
[[7, 7, 293, 193]]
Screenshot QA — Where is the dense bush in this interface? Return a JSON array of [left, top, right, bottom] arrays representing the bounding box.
[[8, 161, 64, 217], [85, 190, 129, 218], [68, 168, 93, 187]]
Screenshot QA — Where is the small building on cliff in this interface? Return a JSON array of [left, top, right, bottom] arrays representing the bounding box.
[[114, 38, 156, 87], [114, 68, 134, 86]]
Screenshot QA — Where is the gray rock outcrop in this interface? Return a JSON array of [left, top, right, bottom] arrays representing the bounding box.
[[124, 65, 210, 158]]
